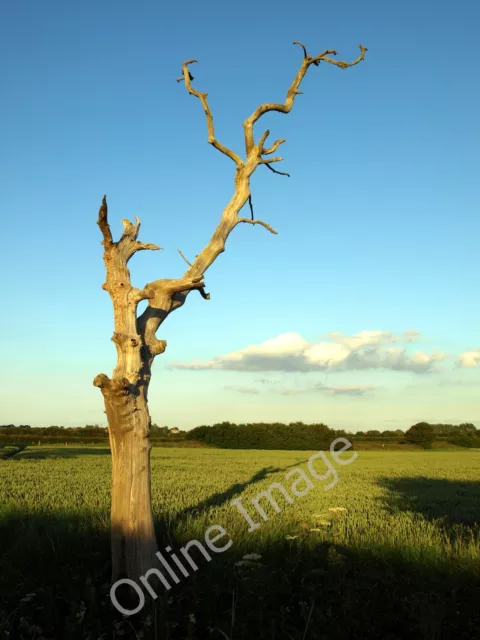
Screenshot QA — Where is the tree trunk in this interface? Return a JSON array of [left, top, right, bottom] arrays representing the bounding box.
[[95, 372, 158, 582], [108, 399, 157, 581]]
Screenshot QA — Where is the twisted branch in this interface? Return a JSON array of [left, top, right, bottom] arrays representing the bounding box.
[[243, 43, 367, 156], [179, 59, 243, 167]]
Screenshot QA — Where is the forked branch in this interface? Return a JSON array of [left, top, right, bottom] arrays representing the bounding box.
[[118, 217, 162, 263], [243, 43, 367, 155], [96, 196, 162, 267]]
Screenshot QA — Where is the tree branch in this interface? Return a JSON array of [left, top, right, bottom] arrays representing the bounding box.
[[261, 156, 284, 164], [97, 195, 113, 247], [177, 248, 192, 266], [258, 129, 270, 149], [118, 216, 162, 264], [237, 218, 278, 234], [243, 42, 367, 155], [312, 44, 368, 69], [179, 59, 244, 167], [262, 139, 286, 155], [248, 195, 254, 220], [136, 276, 211, 363], [293, 41, 308, 59], [264, 163, 290, 178]]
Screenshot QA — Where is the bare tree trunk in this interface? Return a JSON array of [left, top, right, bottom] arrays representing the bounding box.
[[107, 390, 157, 581]]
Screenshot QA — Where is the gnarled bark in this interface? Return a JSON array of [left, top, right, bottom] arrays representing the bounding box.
[[94, 41, 367, 587]]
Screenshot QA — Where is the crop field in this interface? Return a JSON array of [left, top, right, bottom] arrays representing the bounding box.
[[1, 446, 480, 639]]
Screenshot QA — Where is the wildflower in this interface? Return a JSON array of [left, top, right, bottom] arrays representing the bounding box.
[[315, 520, 332, 526], [76, 601, 87, 625], [235, 560, 262, 568], [328, 507, 348, 513], [242, 553, 262, 561], [189, 614, 196, 624], [20, 593, 36, 604]]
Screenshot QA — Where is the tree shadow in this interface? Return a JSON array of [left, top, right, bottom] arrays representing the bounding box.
[[2, 470, 480, 639], [175, 463, 300, 521], [378, 475, 480, 528], [1, 506, 479, 640]]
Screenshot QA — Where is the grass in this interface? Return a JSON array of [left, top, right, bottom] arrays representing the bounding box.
[[1, 446, 479, 639]]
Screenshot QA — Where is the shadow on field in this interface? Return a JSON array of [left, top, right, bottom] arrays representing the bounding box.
[[7, 446, 111, 460], [178, 463, 300, 520], [1, 492, 480, 639], [379, 476, 480, 528]]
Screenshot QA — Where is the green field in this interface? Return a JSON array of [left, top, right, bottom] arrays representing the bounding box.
[[1, 446, 479, 639]]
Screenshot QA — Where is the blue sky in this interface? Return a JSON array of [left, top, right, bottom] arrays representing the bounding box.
[[1, 0, 479, 431]]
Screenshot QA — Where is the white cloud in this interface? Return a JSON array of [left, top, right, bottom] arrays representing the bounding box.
[[438, 379, 478, 387], [226, 381, 377, 397], [323, 329, 420, 351], [317, 384, 376, 397], [224, 386, 261, 395], [171, 330, 445, 374], [278, 383, 376, 397], [457, 350, 480, 368]]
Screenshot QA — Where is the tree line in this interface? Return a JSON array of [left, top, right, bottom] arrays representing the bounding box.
[[186, 421, 479, 450], [1, 421, 478, 450], [0, 424, 186, 444]]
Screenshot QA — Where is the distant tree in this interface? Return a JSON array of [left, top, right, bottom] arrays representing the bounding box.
[[150, 424, 169, 437], [458, 423, 478, 434], [406, 422, 435, 449]]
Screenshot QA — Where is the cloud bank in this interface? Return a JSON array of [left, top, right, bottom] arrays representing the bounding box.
[[172, 330, 446, 374]]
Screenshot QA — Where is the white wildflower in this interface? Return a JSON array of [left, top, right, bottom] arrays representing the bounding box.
[[242, 553, 262, 561]]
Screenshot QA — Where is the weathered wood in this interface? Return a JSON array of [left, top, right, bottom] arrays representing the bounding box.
[[94, 41, 367, 587]]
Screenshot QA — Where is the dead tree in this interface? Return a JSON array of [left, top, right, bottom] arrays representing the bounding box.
[[93, 41, 367, 585]]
